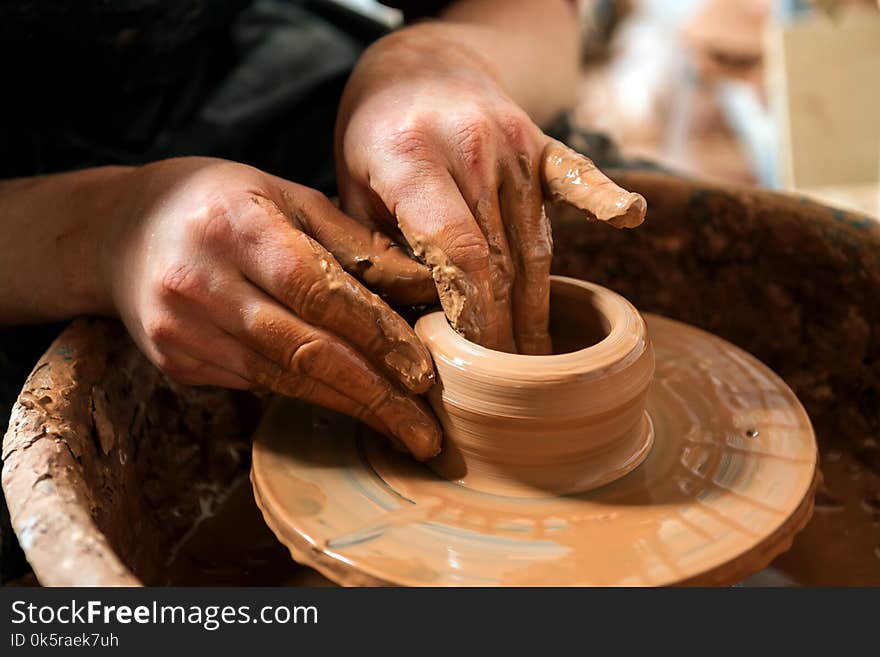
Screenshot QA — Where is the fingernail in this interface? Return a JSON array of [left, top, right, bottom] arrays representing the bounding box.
[[405, 363, 435, 393], [612, 193, 647, 228], [397, 418, 442, 461]]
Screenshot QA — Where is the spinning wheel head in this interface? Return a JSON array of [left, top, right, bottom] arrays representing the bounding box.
[[252, 285, 817, 586]]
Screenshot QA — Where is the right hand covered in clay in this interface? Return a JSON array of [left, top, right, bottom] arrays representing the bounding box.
[[99, 157, 442, 459], [335, 27, 647, 356]]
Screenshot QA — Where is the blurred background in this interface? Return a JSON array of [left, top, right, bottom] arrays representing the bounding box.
[[353, 0, 880, 217], [570, 0, 879, 218]]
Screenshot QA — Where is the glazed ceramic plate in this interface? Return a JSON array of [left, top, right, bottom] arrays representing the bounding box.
[[252, 314, 818, 586]]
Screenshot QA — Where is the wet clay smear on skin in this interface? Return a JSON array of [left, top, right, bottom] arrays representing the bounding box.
[[407, 233, 486, 344], [541, 139, 647, 228]]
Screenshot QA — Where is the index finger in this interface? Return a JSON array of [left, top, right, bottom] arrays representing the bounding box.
[[268, 174, 438, 307]]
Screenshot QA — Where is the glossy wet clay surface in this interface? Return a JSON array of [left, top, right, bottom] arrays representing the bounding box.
[[414, 277, 656, 498], [250, 314, 818, 586]]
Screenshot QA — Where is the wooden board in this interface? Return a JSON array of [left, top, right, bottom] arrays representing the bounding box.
[[766, 9, 880, 189]]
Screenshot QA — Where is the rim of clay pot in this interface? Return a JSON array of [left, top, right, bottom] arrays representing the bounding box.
[[418, 275, 647, 371], [415, 276, 654, 420]]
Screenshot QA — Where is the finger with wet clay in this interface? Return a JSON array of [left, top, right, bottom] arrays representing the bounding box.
[[222, 287, 441, 459], [500, 153, 553, 355], [239, 196, 435, 393], [369, 165, 504, 350], [149, 345, 252, 389], [154, 298, 405, 442], [446, 154, 517, 353], [244, 347, 399, 440], [270, 179, 438, 306], [541, 139, 647, 228]]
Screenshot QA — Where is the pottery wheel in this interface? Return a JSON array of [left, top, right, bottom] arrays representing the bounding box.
[[251, 314, 818, 586]]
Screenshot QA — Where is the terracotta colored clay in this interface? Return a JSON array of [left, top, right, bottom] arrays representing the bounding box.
[[541, 139, 647, 228], [1, 319, 259, 586], [251, 310, 818, 586], [414, 276, 654, 497]]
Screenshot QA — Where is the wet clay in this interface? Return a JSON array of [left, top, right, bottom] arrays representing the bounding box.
[[407, 233, 486, 346], [231, 197, 442, 459], [249, 194, 436, 395], [251, 313, 818, 586], [545, 167, 880, 585], [414, 277, 655, 497], [541, 140, 647, 228], [279, 189, 438, 308]]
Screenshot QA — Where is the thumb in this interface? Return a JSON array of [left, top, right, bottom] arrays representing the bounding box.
[[270, 176, 439, 307]]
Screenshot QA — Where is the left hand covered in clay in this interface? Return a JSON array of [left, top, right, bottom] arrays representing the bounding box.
[[336, 27, 646, 355]]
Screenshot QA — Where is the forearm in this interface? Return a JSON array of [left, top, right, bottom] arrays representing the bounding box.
[[0, 167, 126, 324], [428, 0, 580, 126]]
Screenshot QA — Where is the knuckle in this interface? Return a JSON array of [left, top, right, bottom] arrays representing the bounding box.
[[519, 244, 553, 273], [363, 385, 393, 416], [444, 231, 490, 273], [283, 336, 325, 375], [286, 186, 329, 220], [450, 117, 492, 170], [385, 122, 434, 160], [204, 159, 248, 178], [292, 278, 334, 320], [187, 198, 235, 249], [144, 318, 175, 346], [280, 242, 342, 313], [278, 248, 309, 285], [155, 262, 209, 302], [301, 185, 330, 206], [497, 111, 532, 151], [143, 314, 181, 347]]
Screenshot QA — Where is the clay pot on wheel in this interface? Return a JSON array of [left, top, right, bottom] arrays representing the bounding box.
[[415, 276, 655, 497]]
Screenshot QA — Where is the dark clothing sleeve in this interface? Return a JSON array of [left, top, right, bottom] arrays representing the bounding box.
[[0, 0, 399, 583]]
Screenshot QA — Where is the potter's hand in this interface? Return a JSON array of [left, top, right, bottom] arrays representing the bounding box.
[[336, 29, 647, 355], [337, 31, 551, 355], [104, 158, 441, 459]]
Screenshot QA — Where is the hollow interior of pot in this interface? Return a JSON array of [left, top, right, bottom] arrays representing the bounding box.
[[547, 279, 611, 354]]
